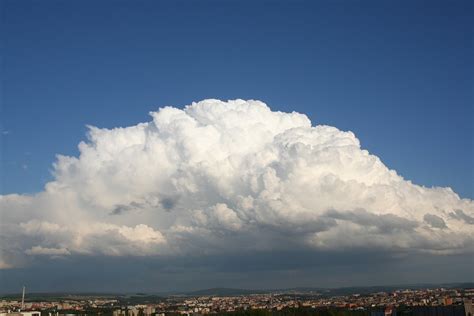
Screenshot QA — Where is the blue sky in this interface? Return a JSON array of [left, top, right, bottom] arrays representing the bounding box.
[[2, 0, 472, 198], [1, 0, 474, 292]]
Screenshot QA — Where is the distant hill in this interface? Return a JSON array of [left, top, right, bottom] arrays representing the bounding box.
[[1, 282, 473, 299], [318, 283, 474, 297], [183, 288, 267, 296], [180, 282, 474, 297]]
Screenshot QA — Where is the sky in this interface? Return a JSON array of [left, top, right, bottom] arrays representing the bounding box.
[[0, 0, 473, 293]]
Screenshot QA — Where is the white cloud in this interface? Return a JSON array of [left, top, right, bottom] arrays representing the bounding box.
[[0, 260, 13, 269], [193, 204, 244, 232], [0, 99, 473, 269]]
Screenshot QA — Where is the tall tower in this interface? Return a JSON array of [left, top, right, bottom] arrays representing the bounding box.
[[21, 286, 25, 310]]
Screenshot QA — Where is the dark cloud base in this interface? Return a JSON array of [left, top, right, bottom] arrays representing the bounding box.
[[1, 251, 472, 294]]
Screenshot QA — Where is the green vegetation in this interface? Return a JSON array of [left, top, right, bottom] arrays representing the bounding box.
[[218, 307, 371, 316]]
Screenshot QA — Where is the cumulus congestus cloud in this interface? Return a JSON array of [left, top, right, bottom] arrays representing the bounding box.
[[1, 99, 473, 268]]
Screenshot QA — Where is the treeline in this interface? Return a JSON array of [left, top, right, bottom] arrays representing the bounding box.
[[215, 307, 371, 316], [215, 305, 466, 316]]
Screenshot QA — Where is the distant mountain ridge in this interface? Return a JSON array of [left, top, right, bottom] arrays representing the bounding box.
[[1, 282, 473, 298], [181, 282, 474, 297], [181, 288, 267, 296]]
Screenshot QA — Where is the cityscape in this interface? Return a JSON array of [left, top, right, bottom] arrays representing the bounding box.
[[1, 285, 473, 316], [1, 1, 473, 316]]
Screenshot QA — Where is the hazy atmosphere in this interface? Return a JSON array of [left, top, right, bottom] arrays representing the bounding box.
[[1, 0, 473, 293]]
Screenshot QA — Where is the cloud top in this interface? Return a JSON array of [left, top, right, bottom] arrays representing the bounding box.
[[1, 99, 473, 268]]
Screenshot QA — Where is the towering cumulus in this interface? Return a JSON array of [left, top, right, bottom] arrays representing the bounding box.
[[1, 99, 473, 269]]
